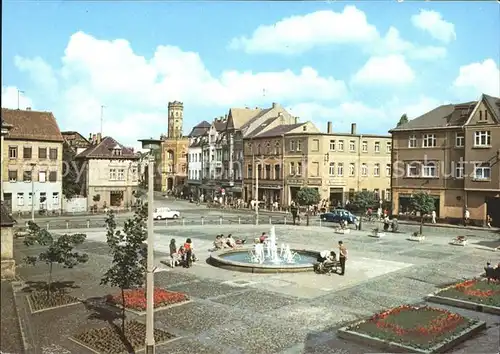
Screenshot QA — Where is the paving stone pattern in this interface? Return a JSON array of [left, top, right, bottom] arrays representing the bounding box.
[[7, 223, 500, 353]]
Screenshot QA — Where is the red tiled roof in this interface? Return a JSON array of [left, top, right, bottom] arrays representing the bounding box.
[[1, 108, 63, 142], [76, 136, 138, 160]]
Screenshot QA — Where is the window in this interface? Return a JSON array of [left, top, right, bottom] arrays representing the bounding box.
[[296, 141, 302, 151], [257, 165, 262, 179], [474, 131, 491, 147], [474, 163, 491, 180], [374, 163, 380, 176], [422, 162, 437, 178], [39, 147, 47, 159], [8, 170, 17, 182], [265, 164, 271, 180], [274, 143, 280, 155], [23, 147, 32, 159], [40, 192, 47, 204], [39, 171, 46, 182], [361, 141, 367, 152], [266, 142, 271, 154], [112, 148, 122, 156], [329, 162, 335, 176], [49, 148, 58, 160], [349, 163, 355, 176], [311, 162, 319, 176], [8, 146, 17, 159], [312, 139, 319, 152], [49, 171, 57, 182], [274, 164, 281, 180], [338, 140, 344, 151], [361, 163, 368, 176], [247, 164, 252, 178], [289, 141, 295, 151], [23, 170, 32, 182], [302, 126, 307, 131], [386, 164, 391, 177], [28, 192, 33, 206], [407, 163, 418, 177], [455, 162, 464, 179], [17, 193, 24, 206], [131, 168, 138, 181], [289, 162, 295, 175], [422, 134, 436, 147], [374, 142, 380, 152], [349, 140, 355, 152], [385, 189, 391, 201], [455, 133, 465, 147], [374, 189, 380, 200], [337, 163, 344, 176], [408, 135, 417, 148], [297, 162, 303, 175], [386, 142, 391, 153], [118, 169, 125, 180], [329, 140, 336, 151], [109, 168, 117, 180]]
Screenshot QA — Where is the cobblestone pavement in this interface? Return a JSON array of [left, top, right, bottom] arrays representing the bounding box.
[[9, 224, 500, 353], [1, 281, 23, 353]]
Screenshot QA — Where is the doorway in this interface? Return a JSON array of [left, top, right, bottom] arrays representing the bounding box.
[[3, 193, 12, 212], [486, 196, 500, 227]]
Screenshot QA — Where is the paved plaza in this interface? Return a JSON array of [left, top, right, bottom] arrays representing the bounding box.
[[9, 223, 500, 353]]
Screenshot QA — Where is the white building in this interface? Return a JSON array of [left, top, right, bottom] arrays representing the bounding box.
[[187, 121, 210, 195], [1, 108, 64, 214]]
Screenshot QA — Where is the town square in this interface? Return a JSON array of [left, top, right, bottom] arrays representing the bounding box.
[[1, 0, 500, 353]]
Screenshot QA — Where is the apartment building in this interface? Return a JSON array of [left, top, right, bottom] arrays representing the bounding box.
[[187, 121, 210, 195], [155, 101, 188, 192], [243, 121, 391, 207], [1, 108, 64, 213], [1, 119, 13, 201], [76, 134, 139, 210], [390, 93, 500, 226]]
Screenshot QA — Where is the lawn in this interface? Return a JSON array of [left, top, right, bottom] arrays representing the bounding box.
[[437, 279, 500, 307], [348, 305, 473, 350]]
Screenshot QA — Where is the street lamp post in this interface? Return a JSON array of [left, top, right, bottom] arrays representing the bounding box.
[[30, 163, 36, 221], [138, 138, 162, 354], [255, 157, 259, 225]]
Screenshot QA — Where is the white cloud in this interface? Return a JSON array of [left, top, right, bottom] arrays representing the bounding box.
[[1, 86, 34, 110], [453, 59, 500, 97], [229, 6, 378, 55], [411, 10, 456, 43], [13, 31, 348, 148], [352, 55, 415, 85], [229, 6, 447, 60]]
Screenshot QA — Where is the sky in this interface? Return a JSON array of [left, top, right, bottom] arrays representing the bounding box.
[[2, 1, 499, 150]]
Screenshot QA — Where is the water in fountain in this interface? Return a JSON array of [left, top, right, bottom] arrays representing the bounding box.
[[250, 226, 297, 264]]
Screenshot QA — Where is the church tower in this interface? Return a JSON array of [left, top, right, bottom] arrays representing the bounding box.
[[167, 101, 184, 139]]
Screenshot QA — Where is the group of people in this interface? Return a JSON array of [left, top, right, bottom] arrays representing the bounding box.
[[169, 238, 197, 268], [316, 240, 348, 276], [212, 234, 247, 251]]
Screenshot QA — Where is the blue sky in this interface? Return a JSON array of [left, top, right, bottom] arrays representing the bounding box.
[[2, 1, 499, 149]]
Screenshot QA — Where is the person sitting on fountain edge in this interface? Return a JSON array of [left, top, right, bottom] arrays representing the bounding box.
[[213, 235, 224, 250], [259, 232, 268, 243], [317, 250, 335, 263]]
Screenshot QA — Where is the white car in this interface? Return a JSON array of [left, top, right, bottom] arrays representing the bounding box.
[[153, 207, 180, 220]]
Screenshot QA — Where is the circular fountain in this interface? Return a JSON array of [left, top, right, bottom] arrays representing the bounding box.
[[208, 226, 319, 273]]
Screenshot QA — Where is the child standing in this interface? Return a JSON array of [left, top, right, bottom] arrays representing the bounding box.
[[169, 239, 177, 267]]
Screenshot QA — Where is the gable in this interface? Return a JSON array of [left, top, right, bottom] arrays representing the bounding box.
[[286, 121, 319, 134], [466, 98, 499, 126]]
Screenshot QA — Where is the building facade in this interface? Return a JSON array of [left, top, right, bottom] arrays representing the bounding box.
[[187, 121, 210, 195], [243, 121, 391, 208], [155, 101, 189, 192], [1, 108, 64, 214], [390, 94, 500, 226], [76, 134, 139, 210]]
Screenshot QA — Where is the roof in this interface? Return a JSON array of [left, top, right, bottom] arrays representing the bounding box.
[[76, 136, 138, 159], [228, 108, 263, 129], [1, 108, 64, 142], [251, 123, 305, 139], [483, 94, 500, 121], [188, 121, 211, 137], [61, 131, 90, 143], [0, 202, 15, 226], [213, 119, 227, 132]]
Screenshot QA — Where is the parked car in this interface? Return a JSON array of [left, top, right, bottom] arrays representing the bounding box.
[[320, 209, 358, 224], [153, 207, 180, 220]]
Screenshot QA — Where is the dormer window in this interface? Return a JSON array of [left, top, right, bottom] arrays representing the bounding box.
[[112, 145, 122, 156]]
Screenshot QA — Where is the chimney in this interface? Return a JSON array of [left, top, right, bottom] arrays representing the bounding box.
[[89, 133, 92, 141], [327, 122, 332, 134], [26, 107, 31, 111], [96, 133, 102, 144], [351, 123, 357, 135], [272, 102, 279, 109], [294, 117, 299, 124], [92, 134, 96, 144]]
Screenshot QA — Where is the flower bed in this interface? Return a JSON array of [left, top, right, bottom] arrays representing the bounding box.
[[341, 305, 477, 351], [72, 320, 176, 353], [432, 279, 500, 308], [28, 290, 80, 313], [106, 287, 189, 311]]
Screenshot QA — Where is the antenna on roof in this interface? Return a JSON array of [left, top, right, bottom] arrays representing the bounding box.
[[17, 89, 25, 110], [100, 105, 105, 136]]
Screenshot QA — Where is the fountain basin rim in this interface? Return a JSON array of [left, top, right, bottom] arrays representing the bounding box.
[[208, 248, 319, 273]]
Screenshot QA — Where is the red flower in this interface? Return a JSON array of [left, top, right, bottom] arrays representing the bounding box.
[[453, 279, 500, 298], [107, 288, 188, 310]]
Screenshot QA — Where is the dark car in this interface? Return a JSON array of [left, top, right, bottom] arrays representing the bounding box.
[[320, 209, 358, 224]]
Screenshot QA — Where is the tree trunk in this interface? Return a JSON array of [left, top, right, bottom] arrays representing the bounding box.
[[420, 216, 424, 235], [121, 288, 126, 335], [306, 209, 310, 226], [47, 263, 53, 298]]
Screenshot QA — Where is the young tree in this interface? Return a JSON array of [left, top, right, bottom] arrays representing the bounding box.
[[410, 191, 436, 235], [296, 187, 321, 226], [101, 205, 148, 334], [350, 191, 378, 230], [397, 113, 409, 127], [24, 222, 88, 297], [62, 142, 84, 200]]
